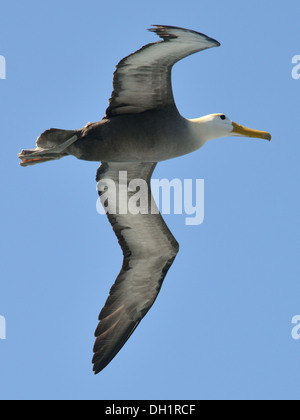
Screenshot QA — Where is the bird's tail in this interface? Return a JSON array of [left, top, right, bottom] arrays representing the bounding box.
[[18, 128, 80, 167]]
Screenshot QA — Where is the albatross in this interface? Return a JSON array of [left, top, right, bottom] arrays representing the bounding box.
[[18, 25, 271, 374]]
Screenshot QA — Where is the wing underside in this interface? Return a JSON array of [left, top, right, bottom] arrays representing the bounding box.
[[93, 162, 179, 374], [105, 25, 220, 117]]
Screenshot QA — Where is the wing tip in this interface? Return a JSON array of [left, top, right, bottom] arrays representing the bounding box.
[[148, 25, 178, 40], [148, 24, 221, 47], [92, 361, 105, 375], [92, 348, 112, 375]]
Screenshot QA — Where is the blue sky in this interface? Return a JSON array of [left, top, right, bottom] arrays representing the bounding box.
[[0, 0, 299, 400]]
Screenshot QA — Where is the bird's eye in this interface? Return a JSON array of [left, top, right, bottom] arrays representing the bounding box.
[[220, 115, 226, 120]]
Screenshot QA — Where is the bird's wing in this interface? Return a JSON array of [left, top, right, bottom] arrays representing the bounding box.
[[93, 162, 179, 374], [105, 25, 220, 117]]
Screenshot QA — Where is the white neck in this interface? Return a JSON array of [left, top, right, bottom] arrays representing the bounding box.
[[187, 115, 233, 151]]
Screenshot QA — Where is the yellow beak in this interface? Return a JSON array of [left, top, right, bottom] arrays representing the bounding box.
[[232, 122, 271, 141]]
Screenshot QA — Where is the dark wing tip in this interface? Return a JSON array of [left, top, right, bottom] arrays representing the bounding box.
[[148, 25, 179, 40], [92, 319, 140, 375], [148, 24, 221, 47]]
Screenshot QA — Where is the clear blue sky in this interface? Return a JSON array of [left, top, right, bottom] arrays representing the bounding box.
[[1, 0, 300, 400]]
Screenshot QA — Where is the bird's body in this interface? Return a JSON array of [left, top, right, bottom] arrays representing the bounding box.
[[19, 25, 271, 374], [57, 108, 206, 163]]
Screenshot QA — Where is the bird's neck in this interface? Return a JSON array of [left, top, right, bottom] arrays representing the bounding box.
[[187, 117, 226, 151]]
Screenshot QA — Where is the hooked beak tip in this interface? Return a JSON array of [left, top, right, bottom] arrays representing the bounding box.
[[232, 122, 271, 142]]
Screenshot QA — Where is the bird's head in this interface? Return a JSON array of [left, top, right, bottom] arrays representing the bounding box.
[[189, 113, 271, 144]]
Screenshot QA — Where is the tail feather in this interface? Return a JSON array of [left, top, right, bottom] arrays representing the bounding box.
[[19, 128, 80, 167], [36, 128, 79, 148]]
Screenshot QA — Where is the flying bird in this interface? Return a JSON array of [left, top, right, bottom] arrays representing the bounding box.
[[18, 25, 271, 374]]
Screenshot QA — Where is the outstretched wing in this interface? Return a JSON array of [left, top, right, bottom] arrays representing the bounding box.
[[105, 25, 220, 117], [93, 162, 179, 374]]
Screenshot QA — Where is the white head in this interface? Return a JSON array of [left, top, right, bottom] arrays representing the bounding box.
[[189, 113, 271, 146]]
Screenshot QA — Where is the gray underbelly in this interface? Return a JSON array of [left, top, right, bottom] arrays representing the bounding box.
[[67, 113, 193, 163]]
